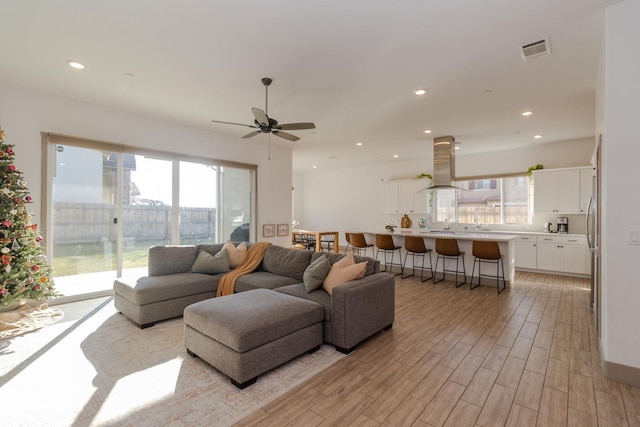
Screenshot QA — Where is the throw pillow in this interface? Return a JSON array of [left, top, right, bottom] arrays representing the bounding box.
[[303, 254, 331, 293], [225, 241, 248, 268], [190, 248, 231, 274], [322, 252, 367, 295]]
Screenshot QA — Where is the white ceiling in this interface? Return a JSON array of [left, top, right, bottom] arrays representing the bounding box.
[[0, 0, 617, 172]]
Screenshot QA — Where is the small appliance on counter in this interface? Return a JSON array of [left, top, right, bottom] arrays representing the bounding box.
[[544, 222, 553, 233], [557, 217, 569, 234]]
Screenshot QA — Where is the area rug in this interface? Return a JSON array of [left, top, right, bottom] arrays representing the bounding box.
[[0, 299, 64, 340], [0, 298, 345, 427]]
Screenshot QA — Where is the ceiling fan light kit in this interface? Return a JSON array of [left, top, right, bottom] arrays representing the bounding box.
[[211, 77, 316, 142]]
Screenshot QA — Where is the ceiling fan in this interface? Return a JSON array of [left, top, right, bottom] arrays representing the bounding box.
[[211, 77, 316, 142]]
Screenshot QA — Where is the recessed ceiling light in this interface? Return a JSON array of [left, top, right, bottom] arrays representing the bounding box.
[[455, 142, 461, 150], [483, 90, 493, 95], [356, 142, 363, 146], [424, 129, 432, 134], [534, 134, 543, 139], [415, 89, 426, 95], [393, 154, 399, 158], [67, 61, 85, 70], [522, 111, 533, 116], [125, 72, 135, 78]]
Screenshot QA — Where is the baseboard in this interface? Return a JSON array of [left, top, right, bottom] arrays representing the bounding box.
[[601, 338, 640, 387]]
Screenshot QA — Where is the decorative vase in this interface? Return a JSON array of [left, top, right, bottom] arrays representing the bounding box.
[[401, 214, 412, 229], [0, 298, 27, 313], [419, 217, 428, 229]]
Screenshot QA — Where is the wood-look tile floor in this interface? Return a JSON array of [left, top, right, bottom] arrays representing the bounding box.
[[236, 271, 640, 426]]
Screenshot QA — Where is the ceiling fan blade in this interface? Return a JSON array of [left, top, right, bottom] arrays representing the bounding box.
[[272, 130, 300, 142], [251, 108, 269, 127], [242, 131, 261, 139], [211, 119, 256, 128], [274, 122, 316, 131]]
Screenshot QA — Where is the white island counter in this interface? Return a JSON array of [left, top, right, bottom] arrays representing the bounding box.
[[358, 229, 518, 286]]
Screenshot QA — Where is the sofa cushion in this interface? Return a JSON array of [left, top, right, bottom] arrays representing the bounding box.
[[148, 245, 198, 276], [275, 283, 332, 322], [233, 271, 300, 293], [311, 251, 378, 276], [262, 245, 313, 281], [322, 252, 367, 295], [190, 248, 230, 274], [114, 272, 221, 305], [225, 241, 248, 268], [303, 253, 331, 293]]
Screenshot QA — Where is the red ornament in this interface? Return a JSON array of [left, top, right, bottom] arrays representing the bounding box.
[[1, 220, 10, 227], [25, 195, 32, 202], [6, 148, 14, 155], [32, 265, 40, 271], [8, 164, 16, 171]]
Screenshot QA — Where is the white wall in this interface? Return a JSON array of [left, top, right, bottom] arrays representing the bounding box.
[[601, 0, 640, 371], [0, 81, 293, 247], [298, 137, 594, 244]]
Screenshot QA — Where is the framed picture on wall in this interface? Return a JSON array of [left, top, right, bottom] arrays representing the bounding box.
[[277, 223, 290, 236], [262, 224, 275, 237]]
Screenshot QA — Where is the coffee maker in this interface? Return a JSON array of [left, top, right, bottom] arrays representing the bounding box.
[[557, 217, 568, 234]]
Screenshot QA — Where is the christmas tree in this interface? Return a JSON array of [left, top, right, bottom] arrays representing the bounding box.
[[0, 127, 59, 308]]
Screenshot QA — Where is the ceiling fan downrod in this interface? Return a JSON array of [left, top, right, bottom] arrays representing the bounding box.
[[262, 77, 272, 116]]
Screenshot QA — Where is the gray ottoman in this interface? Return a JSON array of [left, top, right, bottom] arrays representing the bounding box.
[[183, 289, 324, 389]]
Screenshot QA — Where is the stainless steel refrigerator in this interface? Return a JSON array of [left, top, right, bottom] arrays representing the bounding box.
[[587, 136, 601, 333]]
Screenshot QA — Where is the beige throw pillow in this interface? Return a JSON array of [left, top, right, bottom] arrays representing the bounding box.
[[322, 252, 367, 295], [224, 241, 248, 268]]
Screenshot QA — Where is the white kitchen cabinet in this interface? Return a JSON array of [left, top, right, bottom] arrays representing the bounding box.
[[383, 182, 400, 213], [579, 167, 593, 214], [536, 235, 587, 274], [533, 168, 582, 214], [384, 180, 428, 214], [514, 235, 537, 269]]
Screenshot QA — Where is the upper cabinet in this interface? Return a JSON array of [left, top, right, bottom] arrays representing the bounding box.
[[533, 167, 590, 214], [384, 180, 429, 214]]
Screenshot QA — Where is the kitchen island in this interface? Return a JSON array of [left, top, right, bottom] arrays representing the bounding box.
[[358, 229, 518, 286]]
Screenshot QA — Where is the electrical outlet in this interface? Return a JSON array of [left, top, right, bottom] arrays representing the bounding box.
[[629, 230, 640, 245]]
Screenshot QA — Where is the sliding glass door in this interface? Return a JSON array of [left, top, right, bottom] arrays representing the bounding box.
[[44, 134, 256, 301]]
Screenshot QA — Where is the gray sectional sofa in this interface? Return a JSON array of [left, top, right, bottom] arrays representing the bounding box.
[[114, 243, 395, 353]]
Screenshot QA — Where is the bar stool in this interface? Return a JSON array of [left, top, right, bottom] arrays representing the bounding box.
[[401, 235, 433, 282], [349, 232, 374, 257], [470, 240, 506, 294], [375, 234, 403, 275], [343, 232, 352, 253], [433, 238, 466, 287]]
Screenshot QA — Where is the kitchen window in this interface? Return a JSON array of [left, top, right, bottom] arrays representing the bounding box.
[[434, 174, 530, 225]]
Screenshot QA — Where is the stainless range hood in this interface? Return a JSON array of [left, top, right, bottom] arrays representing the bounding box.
[[418, 135, 462, 192]]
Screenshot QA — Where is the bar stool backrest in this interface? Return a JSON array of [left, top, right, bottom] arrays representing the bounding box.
[[345, 232, 351, 244], [472, 240, 501, 260], [405, 235, 428, 253], [375, 234, 396, 250], [435, 238, 462, 256], [350, 233, 369, 248]]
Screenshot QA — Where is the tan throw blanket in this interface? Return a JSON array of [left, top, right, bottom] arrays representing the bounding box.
[[216, 242, 272, 297]]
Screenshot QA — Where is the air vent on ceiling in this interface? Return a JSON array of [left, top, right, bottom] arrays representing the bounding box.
[[521, 37, 551, 61]]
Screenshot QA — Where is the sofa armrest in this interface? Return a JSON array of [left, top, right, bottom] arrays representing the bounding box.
[[330, 272, 395, 351]]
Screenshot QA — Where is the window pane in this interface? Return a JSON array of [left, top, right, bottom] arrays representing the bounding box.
[[179, 161, 217, 245], [435, 188, 456, 223], [220, 166, 252, 242], [123, 155, 173, 271], [503, 176, 530, 224], [458, 179, 502, 225]]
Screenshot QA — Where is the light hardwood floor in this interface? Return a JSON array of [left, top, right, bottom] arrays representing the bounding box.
[[236, 271, 640, 426]]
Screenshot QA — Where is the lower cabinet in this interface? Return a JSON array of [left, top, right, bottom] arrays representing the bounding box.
[[533, 235, 588, 275], [514, 236, 537, 269]]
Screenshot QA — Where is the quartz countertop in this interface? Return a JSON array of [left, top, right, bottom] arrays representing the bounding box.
[[365, 229, 518, 242]]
